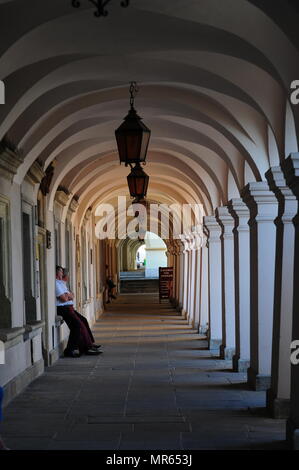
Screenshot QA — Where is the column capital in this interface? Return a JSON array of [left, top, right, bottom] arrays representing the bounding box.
[[185, 232, 195, 251], [173, 239, 183, 256], [190, 229, 203, 250], [55, 187, 71, 207], [227, 198, 250, 232], [241, 181, 277, 203], [203, 215, 221, 242], [166, 241, 176, 256], [215, 206, 234, 239], [69, 197, 80, 214], [265, 166, 295, 200], [171, 239, 184, 256], [0, 146, 24, 182], [241, 181, 278, 222], [281, 153, 299, 198], [265, 166, 298, 224], [177, 241, 185, 255], [25, 160, 45, 186], [178, 233, 190, 253]]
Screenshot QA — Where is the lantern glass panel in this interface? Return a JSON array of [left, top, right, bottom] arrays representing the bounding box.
[[139, 130, 150, 161], [126, 133, 142, 161]]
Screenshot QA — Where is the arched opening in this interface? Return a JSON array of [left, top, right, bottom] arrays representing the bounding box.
[[136, 244, 146, 270], [118, 231, 167, 293]]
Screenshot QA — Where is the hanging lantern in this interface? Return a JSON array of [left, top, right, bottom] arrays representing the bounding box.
[[115, 82, 151, 166], [127, 162, 149, 200]]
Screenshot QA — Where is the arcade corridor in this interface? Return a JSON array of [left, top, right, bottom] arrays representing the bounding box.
[[1, 294, 286, 450], [1, 0, 299, 451]]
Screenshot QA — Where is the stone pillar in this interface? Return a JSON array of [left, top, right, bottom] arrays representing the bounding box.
[[199, 231, 209, 334], [216, 206, 236, 360], [228, 198, 250, 372], [175, 243, 180, 306], [187, 243, 193, 323], [193, 228, 202, 330], [204, 216, 222, 352], [171, 242, 178, 307], [281, 153, 299, 448], [178, 243, 184, 311], [172, 243, 179, 306], [188, 233, 197, 325], [242, 182, 278, 390], [193, 248, 201, 330], [265, 166, 297, 418], [180, 235, 189, 319]]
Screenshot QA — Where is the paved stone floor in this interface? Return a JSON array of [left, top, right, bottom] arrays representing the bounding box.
[[2, 294, 287, 450]]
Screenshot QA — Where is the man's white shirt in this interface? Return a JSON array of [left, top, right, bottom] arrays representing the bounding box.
[[55, 279, 73, 306]]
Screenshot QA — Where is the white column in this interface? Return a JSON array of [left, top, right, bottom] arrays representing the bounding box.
[[282, 153, 299, 449], [228, 198, 250, 372], [172, 243, 179, 307], [187, 244, 194, 323], [265, 166, 297, 418], [242, 182, 278, 390], [180, 235, 189, 319], [178, 243, 184, 311], [204, 216, 222, 351], [216, 206, 236, 360], [193, 228, 202, 330], [184, 248, 190, 320], [199, 231, 209, 334], [188, 232, 197, 326]]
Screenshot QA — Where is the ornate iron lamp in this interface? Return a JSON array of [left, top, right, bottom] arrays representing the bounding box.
[[127, 162, 149, 201], [72, 0, 130, 17], [115, 82, 151, 167]]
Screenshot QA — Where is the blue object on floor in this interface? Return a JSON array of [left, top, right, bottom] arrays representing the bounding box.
[[0, 386, 3, 422]]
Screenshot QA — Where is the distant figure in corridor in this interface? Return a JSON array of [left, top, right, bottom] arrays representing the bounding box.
[[56, 266, 102, 358], [105, 264, 117, 303], [106, 276, 116, 303]]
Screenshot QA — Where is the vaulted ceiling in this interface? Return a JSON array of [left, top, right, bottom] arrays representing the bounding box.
[[0, 0, 298, 223]]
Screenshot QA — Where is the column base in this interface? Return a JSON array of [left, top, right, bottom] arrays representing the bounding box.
[[199, 324, 208, 335], [181, 308, 187, 319], [266, 389, 290, 419], [209, 338, 222, 352], [2, 358, 44, 406], [220, 345, 235, 360], [176, 303, 183, 313], [247, 367, 271, 391], [232, 355, 250, 372], [286, 419, 299, 449]]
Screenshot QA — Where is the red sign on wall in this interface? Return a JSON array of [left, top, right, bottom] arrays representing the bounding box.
[[159, 267, 173, 303]]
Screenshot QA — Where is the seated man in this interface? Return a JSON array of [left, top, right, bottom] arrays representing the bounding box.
[[62, 268, 102, 351], [56, 266, 101, 358]]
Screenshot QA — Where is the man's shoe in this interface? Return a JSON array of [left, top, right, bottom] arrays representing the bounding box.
[[92, 344, 102, 349], [86, 349, 103, 356], [64, 349, 80, 358]]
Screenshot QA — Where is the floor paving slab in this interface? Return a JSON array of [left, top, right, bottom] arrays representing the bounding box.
[[1, 293, 287, 450]]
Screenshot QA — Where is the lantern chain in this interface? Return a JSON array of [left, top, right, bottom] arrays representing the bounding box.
[[72, 1, 130, 18], [129, 81, 139, 109]]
